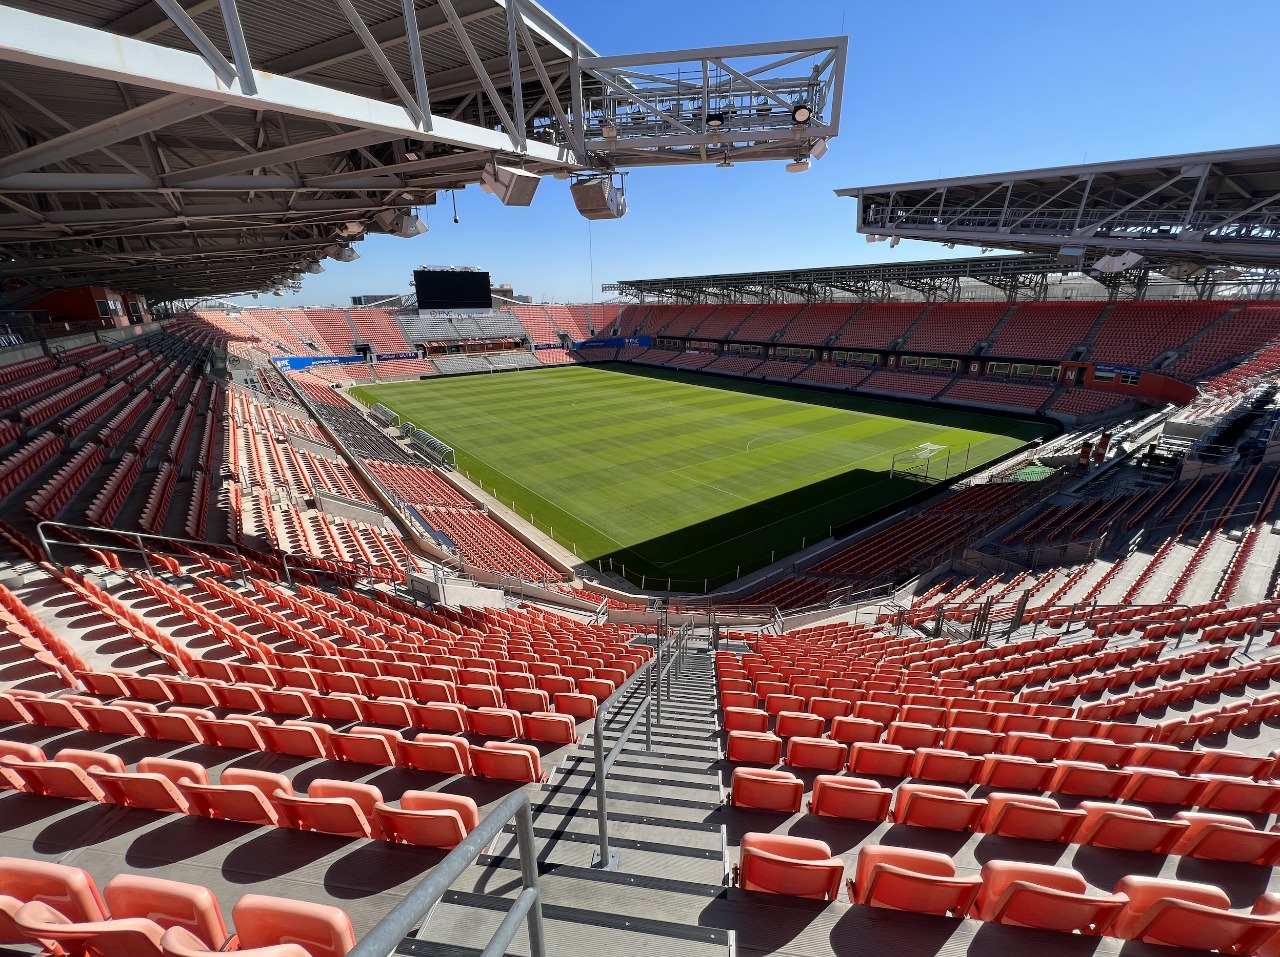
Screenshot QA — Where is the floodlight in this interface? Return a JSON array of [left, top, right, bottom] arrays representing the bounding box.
[[716, 153, 733, 168], [306, 263, 324, 274], [706, 112, 725, 129], [888, 236, 901, 249], [791, 102, 812, 124], [785, 158, 810, 173], [332, 246, 360, 263]]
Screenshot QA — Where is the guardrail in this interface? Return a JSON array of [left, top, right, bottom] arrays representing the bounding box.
[[591, 628, 692, 869], [345, 789, 546, 957], [36, 521, 250, 584]]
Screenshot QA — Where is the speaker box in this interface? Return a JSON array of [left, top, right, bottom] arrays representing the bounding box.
[[481, 163, 541, 206], [570, 178, 627, 220]]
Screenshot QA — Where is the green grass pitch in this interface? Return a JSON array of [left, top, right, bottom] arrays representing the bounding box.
[[353, 363, 1052, 590]]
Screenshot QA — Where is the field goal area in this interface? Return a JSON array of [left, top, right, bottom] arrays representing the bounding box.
[[889, 442, 971, 483]]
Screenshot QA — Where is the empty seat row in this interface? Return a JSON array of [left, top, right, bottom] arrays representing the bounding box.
[[731, 769, 1280, 864], [0, 740, 520, 845], [727, 741, 1280, 812], [737, 835, 1280, 952], [0, 691, 559, 773], [0, 856, 354, 957]]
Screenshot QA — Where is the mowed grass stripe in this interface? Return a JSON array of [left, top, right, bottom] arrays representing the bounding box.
[[353, 364, 1051, 588]]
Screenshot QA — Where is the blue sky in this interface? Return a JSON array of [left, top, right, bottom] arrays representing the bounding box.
[[252, 0, 1280, 307]]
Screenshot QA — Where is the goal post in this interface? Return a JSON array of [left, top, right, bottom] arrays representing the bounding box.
[[890, 442, 970, 482]]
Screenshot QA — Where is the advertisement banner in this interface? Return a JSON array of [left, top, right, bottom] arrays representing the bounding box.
[[573, 336, 652, 349], [271, 354, 367, 371]]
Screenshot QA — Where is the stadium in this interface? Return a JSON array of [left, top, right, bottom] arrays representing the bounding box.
[[4, 2, 1280, 956]]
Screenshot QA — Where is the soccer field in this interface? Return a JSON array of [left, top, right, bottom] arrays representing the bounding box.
[[353, 363, 1052, 589]]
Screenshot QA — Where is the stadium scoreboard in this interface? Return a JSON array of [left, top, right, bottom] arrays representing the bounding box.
[[413, 269, 492, 310]]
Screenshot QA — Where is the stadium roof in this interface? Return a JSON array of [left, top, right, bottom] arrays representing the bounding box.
[[0, 1, 845, 302], [836, 144, 1280, 271], [608, 252, 1280, 303]]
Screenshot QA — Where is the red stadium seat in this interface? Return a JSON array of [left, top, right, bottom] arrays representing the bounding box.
[[850, 846, 980, 917], [375, 791, 480, 849], [399, 734, 471, 775], [1075, 802, 1187, 855], [972, 861, 1126, 935], [892, 783, 985, 832], [736, 833, 843, 901], [730, 768, 803, 813], [808, 775, 891, 821], [979, 793, 1085, 843], [228, 895, 355, 957], [0, 858, 107, 948], [848, 742, 913, 777], [472, 742, 545, 782], [102, 874, 229, 948], [725, 731, 783, 764], [1170, 811, 1280, 865], [784, 736, 847, 771], [1111, 876, 1276, 952], [722, 707, 768, 733]]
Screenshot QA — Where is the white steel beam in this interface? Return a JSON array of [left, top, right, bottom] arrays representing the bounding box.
[[0, 5, 581, 166]]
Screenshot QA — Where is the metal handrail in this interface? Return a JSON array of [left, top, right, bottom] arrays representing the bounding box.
[[591, 643, 661, 870], [346, 789, 545, 957], [36, 520, 249, 584]]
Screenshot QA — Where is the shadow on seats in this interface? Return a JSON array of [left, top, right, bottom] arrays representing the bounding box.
[[828, 904, 965, 956], [32, 801, 154, 852], [1069, 845, 1164, 891], [787, 816, 878, 855], [0, 792, 73, 833], [221, 827, 351, 882], [125, 814, 257, 867], [1174, 853, 1272, 905], [971, 834, 1070, 868], [324, 841, 445, 897]]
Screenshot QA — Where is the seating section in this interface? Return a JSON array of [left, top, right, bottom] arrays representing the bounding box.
[[1090, 301, 1231, 369], [901, 303, 1009, 355], [943, 378, 1054, 413], [989, 301, 1106, 360], [860, 370, 952, 399]]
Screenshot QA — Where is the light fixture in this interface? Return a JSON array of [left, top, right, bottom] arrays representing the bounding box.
[[601, 123, 617, 138], [785, 158, 810, 173], [810, 138, 829, 161], [791, 102, 812, 124], [706, 112, 725, 129], [888, 236, 901, 249], [332, 246, 360, 263], [755, 97, 771, 116], [716, 152, 733, 168]]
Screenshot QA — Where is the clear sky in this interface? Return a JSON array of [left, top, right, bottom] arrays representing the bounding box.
[[245, 0, 1280, 307]]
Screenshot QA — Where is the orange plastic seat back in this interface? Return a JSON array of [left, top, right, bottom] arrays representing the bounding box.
[[809, 775, 890, 822], [472, 743, 543, 782], [737, 833, 842, 901], [103, 874, 228, 948], [231, 896, 355, 957], [730, 768, 802, 813], [853, 846, 978, 916]]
